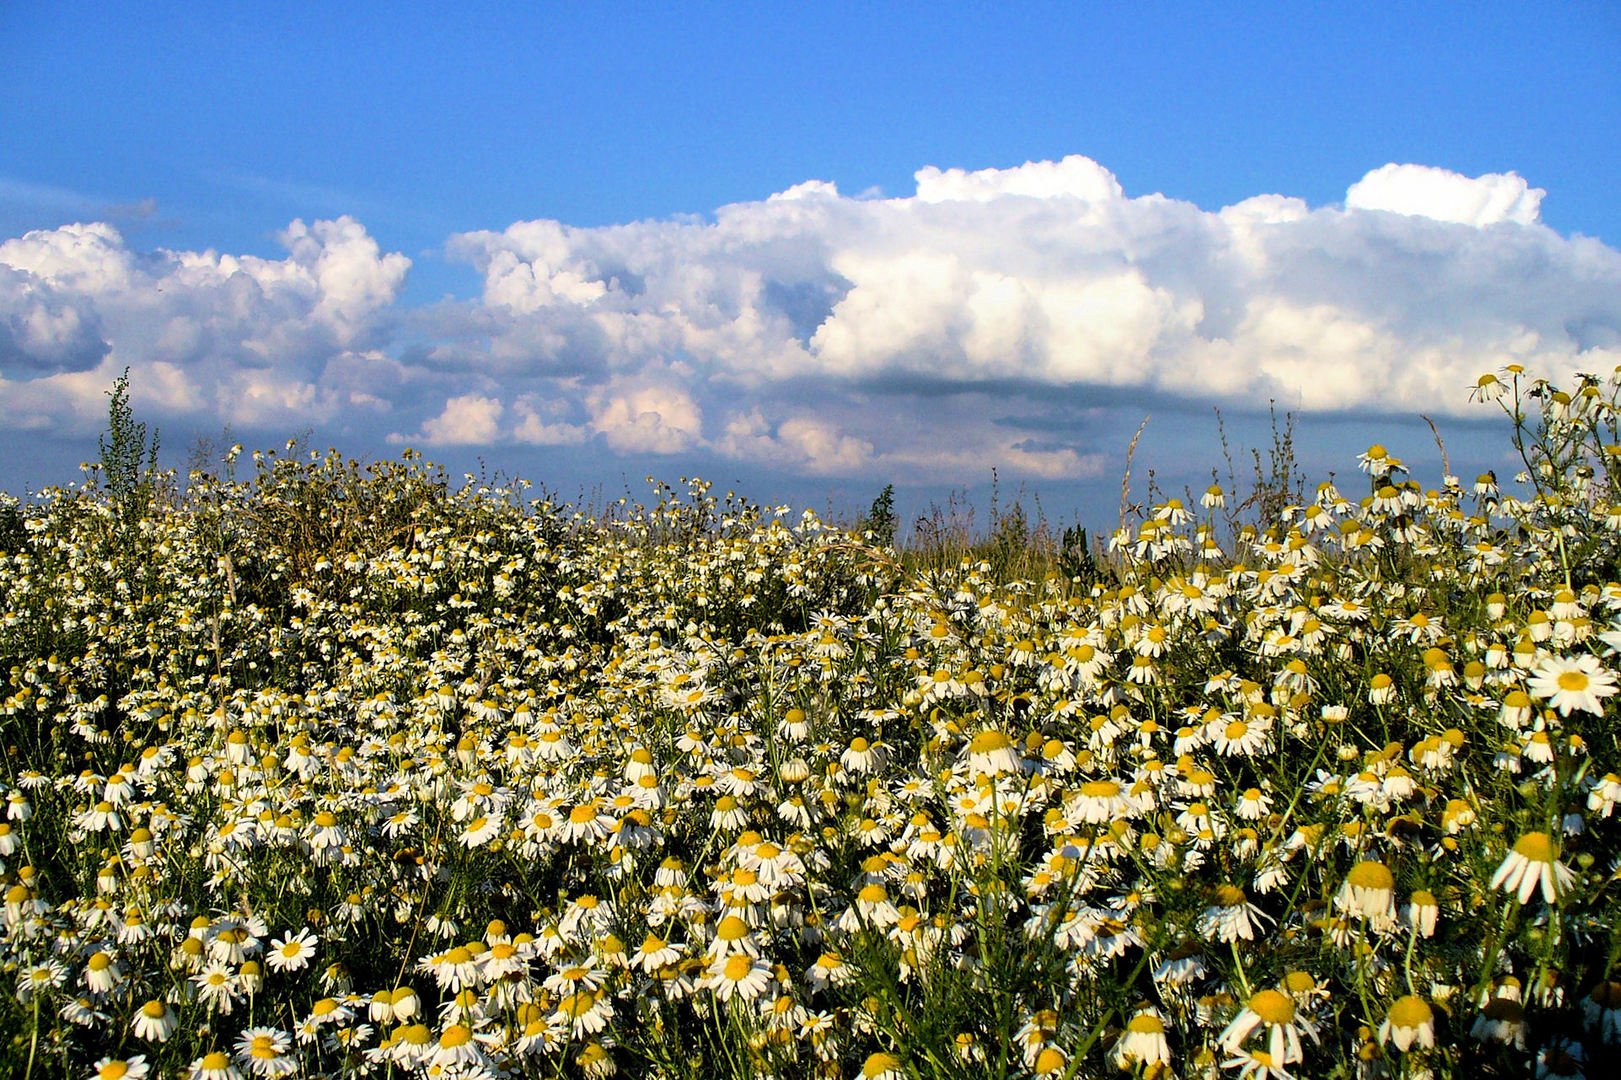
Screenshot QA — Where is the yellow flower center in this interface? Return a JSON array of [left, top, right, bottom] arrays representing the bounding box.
[[969, 730, 1011, 754], [862, 1053, 902, 1078], [1033, 1047, 1067, 1073], [1281, 971, 1317, 994], [1126, 1012, 1166, 1033], [1247, 988, 1295, 1025], [1513, 831, 1557, 863], [1346, 861, 1394, 890], [1388, 994, 1433, 1027]]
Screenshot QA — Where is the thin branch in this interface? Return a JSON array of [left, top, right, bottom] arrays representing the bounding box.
[[1119, 415, 1151, 532]]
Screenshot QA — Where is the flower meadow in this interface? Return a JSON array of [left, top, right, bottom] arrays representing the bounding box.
[[7, 369, 1621, 1079]]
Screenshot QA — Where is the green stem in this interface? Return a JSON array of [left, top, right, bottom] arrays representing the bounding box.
[[1471, 897, 1518, 1003], [1229, 940, 1252, 998], [23, 993, 39, 1080]]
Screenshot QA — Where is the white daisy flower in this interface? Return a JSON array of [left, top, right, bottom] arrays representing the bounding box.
[[1378, 995, 1436, 1051], [1490, 831, 1576, 905], [265, 928, 318, 973], [1529, 654, 1618, 716]]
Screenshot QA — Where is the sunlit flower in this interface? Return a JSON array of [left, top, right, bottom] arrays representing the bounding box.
[[1490, 831, 1576, 904], [431, 1023, 489, 1070], [1220, 988, 1308, 1067], [1335, 860, 1396, 925], [91, 1055, 150, 1080], [965, 730, 1022, 778], [186, 1051, 242, 1080], [1200, 884, 1272, 942], [859, 1052, 905, 1080], [131, 998, 178, 1043], [702, 952, 773, 1003], [552, 989, 615, 1036], [1529, 654, 1618, 716], [234, 1027, 297, 1078], [83, 950, 124, 994], [266, 929, 318, 973], [1115, 1008, 1172, 1069], [1379, 994, 1436, 1051], [193, 963, 241, 1014]]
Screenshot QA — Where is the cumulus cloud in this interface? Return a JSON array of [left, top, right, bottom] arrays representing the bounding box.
[[0, 216, 408, 432], [1346, 163, 1544, 226], [0, 265, 109, 375], [3, 158, 1619, 488], [587, 378, 704, 454], [400, 393, 504, 446], [444, 156, 1620, 431], [716, 410, 874, 476]]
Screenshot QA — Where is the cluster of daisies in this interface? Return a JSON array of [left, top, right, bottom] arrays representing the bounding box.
[[4, 370, 1621, 1078]]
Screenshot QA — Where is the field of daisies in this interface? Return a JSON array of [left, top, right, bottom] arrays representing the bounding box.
[[5, 368, 1621, 1079]]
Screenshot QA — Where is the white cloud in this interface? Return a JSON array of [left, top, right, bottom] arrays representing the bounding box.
[[716, 410, 873, 475], [442, 156, 1619, 435], [3, 158, 1619, 489], [913, 155, 1124, 203], [400, 393, 504, 446], [587, 379, 704, 454], [1346, 163, 1544, 226], [510, 393, 588, 446], [0, 216, 410, 440], [0, 265, 108, 375]]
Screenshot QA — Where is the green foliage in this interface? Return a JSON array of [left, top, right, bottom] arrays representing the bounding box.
[[1057, 523, 1102, 586], [0, 493, 23, 556], [96, 366, 161, 513], [865, 483, 898, 547]]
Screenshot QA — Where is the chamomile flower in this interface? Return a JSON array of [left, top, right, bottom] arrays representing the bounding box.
[[702, 952, 773, 1003], [1529, 654, 1618, 716], [186, 1051, 242, 1080], [965, 730, 1022, 778], [1490, 831, 1576, 904], [91, 1056, 150, 1080], [1220, 988, 1308, 1067], [234, 1027, 297, 1078], [1335, 860, 1397, 925], [1379, 994, 1436, 1051], [1114, 1008, 1172, 1069], [1200, 884, 1272, 942], [265, 928, 318, 973], [859, 1052, 906, 1080], [131, 999, 177, 1042]]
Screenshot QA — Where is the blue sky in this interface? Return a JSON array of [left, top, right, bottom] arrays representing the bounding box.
[[3, 3, 1620, 527]]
